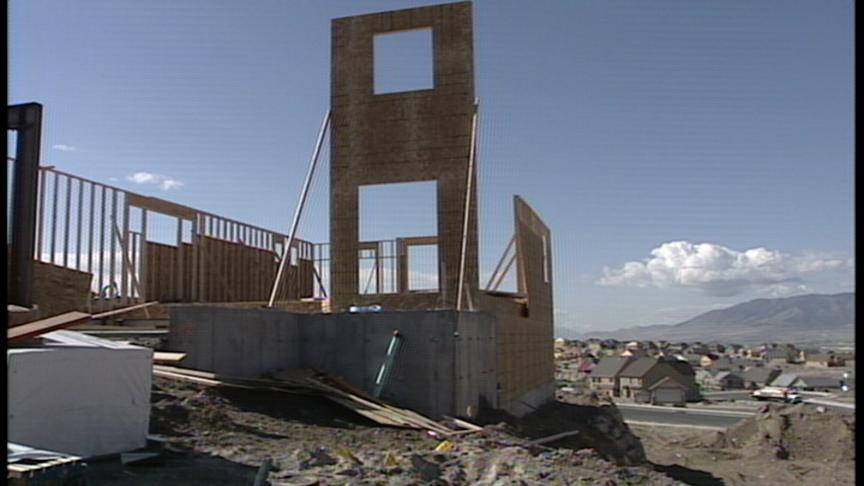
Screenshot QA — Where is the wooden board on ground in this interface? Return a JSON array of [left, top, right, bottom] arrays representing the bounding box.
[[152, 364, 457, 435], [153, 352, 187, 364]]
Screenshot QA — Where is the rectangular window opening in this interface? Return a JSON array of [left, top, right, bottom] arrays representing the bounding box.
[[359, 181, 438, 294], [407, 244, 439, 292], [373, 28, 434, 95]]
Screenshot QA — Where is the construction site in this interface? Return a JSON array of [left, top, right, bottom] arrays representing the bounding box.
[[6, 2, 854, 486]]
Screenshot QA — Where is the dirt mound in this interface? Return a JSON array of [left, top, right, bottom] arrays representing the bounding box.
[[479, 399, 647, 466], [145, 377, 683, 485], [714, 403, 855, 463], [267, 428, 680, 485]]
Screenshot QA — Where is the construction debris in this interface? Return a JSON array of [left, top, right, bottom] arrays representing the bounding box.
[[141, 376, 684, 485], [153, 365, 456, 436], [7, 301, 159, 343], [7, 442, 86, 485], [153, 351, 187, 364]]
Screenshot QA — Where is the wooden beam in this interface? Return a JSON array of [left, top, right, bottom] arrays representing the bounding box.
[[485, 234, 515, 290], [7, 312, 92, 342], [153, 352, 186, 364]]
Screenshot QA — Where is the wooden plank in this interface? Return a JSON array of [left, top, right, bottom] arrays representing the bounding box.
[[7, 311, 92, 342], [528, 429, 580, 446], [448, 417, 484, 432], [92, 301, 159, 319], [153, 352, 186, 364], [152, 365, 454, 433], [126, 193, 196, 220]]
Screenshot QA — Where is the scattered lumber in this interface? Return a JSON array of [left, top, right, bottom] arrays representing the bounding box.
[[448, 417, 484, 432], [7, 443, 86, 484], [92, 301, 159, 319], [152, 364, 458, 436], [153, 352, 186, 364], [528, 429, 580, 446], [7, 301, 160, 343], [7, 312, 92, 343]]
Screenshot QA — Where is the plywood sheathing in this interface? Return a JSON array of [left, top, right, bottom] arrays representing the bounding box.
[[329, 2, 479, 312], [479, 196, 555, 403], [144, 237, 313, 303]]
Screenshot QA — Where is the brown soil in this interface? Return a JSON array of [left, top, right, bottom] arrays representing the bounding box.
[[632, 403, 856, 486], [87, 377, 687, 485]]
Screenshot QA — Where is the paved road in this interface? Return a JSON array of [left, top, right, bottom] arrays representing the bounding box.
[[702, 390, 855, 414], [703, 390, 840, 401], [616, 403, 752, 430]]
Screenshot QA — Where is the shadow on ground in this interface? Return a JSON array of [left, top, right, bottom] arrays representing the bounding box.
[[652, 462, 726, 486], [86, 452, 257, 485]]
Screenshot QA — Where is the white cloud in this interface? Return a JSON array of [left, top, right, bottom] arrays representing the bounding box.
[[598, 241, 848, 297], [126, 172, 184, 191], [52, 144, 77, 152]]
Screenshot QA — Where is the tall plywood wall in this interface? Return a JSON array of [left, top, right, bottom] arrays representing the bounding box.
[[329, 2, 479, 311]]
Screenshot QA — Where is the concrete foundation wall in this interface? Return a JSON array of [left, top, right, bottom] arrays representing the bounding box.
[[169, 306, 497, 418]]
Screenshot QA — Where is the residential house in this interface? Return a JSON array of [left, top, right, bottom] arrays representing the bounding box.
[[681, 353, 703, 368], [589, 357, 634, 398], [761, 347, 794, 365], [741, 367, 782, 390], [664, 357, 701, 401], [576, 358, 595, 376], [805, 353, 844, 368], [700, 354, 737, 370], [712, 371, 745, 390], [770, 373, 801, 388], [796, 375, 843, 392], [645, 376, 688, 406], [617, 357, 698, 403], [620, 347, 648, 358], [694, 369, 714, 389]]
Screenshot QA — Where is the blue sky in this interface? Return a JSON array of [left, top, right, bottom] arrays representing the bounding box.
[[9, 0, 854, 335]]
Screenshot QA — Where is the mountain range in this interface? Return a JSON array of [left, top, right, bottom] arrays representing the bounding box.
[[580, 292, 855, 344]]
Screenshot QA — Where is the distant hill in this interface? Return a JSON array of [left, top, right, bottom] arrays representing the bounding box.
[[581, 293, 855, 344]]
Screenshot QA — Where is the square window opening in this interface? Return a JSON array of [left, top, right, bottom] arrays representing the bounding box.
[[373, 28, 434, 94]]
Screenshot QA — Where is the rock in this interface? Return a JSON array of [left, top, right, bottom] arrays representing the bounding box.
[[409, 454, 442, 482], [300, 448, 338, 469]]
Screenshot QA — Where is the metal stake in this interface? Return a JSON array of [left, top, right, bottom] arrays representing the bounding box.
[[267, 110, 331, 308]]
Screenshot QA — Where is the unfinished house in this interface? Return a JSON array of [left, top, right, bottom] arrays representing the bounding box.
[[169, 1, 555, 418], [6, 2, 554, 420]]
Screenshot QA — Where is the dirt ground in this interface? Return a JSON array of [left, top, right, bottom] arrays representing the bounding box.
[[86, 377, 688, 485], [631, 403, 856, 486]]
